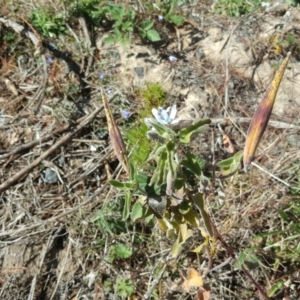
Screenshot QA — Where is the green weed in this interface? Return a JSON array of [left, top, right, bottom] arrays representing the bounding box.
[[30, 8, 67, 38], [213, 0, 262, 16], [104, 278, 135, 297], [109, 243, 132, 263]]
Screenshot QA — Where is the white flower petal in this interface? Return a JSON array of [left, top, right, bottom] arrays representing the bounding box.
[[158, 108, 170, 123], [169, 104, 177, 121], [152, 108, 159, 120], [171, 118, 181, 124]]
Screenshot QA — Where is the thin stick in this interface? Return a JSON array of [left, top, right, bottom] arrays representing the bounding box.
[[0, 107, 102, 194]]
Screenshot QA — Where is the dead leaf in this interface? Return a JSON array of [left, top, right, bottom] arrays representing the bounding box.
[[222, 133, 236, 154], [197, 285, 211, 300], [182, 268, 203, 292], [101, 88, 129, 174]]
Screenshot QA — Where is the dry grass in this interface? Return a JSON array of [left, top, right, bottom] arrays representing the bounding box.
[[0, 0, 300, 299]]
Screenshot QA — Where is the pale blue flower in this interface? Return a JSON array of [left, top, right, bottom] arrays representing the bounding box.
[[98, 72, 105, 79], [145, 105, 180, 128], [46, 57, 54, 64], [152, 105, 179, 125], [121, 109, 131, 119], [158, 15, 163, 22]]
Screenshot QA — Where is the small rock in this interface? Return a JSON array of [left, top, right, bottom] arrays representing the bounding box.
[[42, 168, 58, 184], [106, 50, 120, 60], [134, 67, 144, 79]]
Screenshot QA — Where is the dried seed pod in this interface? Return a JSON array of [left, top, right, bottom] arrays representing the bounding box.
[[243, 52, 291, 172], [101, 88, 129, 174]]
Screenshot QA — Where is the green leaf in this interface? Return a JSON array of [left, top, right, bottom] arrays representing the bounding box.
[[114, 244, 132, 259], [179, 119, 211, 143], [109, 179, 134, 190], [150, 149, 167, 186], [116, 279, 134, 297], [146, 29, 161, 42], [122, 191, 132, 221], [268, 280, 284, 297], [129, 160, 137, 183], [103, 35, 116, 44], [171, 223, 193, 258], [193, 192, 213, 237], [181, 152, 204, 177], [178, 200, 191, 214], [166, 141, 176, 176], [131, 201, 146, 221], [168, 15, 185, 26], [136, 172, 161, 195], [217, 150, 243, 176], [148, 118, 176, 137], [141, 20, 154, 31]]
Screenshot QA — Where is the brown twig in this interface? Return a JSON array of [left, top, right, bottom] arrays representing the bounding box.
[[210, 219, 271, 300], [0, 107, 103, 194], [0, 125, 71, 159]]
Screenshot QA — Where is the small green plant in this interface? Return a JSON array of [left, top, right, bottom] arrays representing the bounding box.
[[102, 4, 136, 44], [139, 20, 161, 42], [115, 278, 135, 297], [104, 278, 135, 297], [30, 9, 67, 38], [213, 0, 262, 17], [162, 0, 185, 26], [139, 83, 166, 114], [109, 243, 133, 263]]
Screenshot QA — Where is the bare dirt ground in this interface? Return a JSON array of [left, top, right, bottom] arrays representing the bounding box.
[[1, 1, 300, 299]]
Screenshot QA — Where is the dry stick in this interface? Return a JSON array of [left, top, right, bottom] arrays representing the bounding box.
[[143, 258, 170, 300], [210, 220, 270, 300], [28, 235, 53, 300], [0, 16, 48, 116], [0, 107, 102, 194], [49, 238, 72, 300], [79, 17, 93, 77], [0, 166, 120, 239], [0, 125, 71, 158]]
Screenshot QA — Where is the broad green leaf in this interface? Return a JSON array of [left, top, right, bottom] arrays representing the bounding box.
[[171, 238, 182, 258], [171, 223, 193, 258], [183, 207, 200, 228], [169, 15, 185, 26], [146, 29, 161, 42], [131, 201, 145, 221], [193, 193, 213, 237], [179, 119, 211, 143], [122, 191, 132, 221], [147, 118, 177, 137], [103, 35, 116, 44], [217, 150, 243, 176], [150, 149, 167, 186], [158, 218, 173, 232], [181, 152, 204, 177], [136, 172, 161, 195], [141, 20, 154, 31]]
